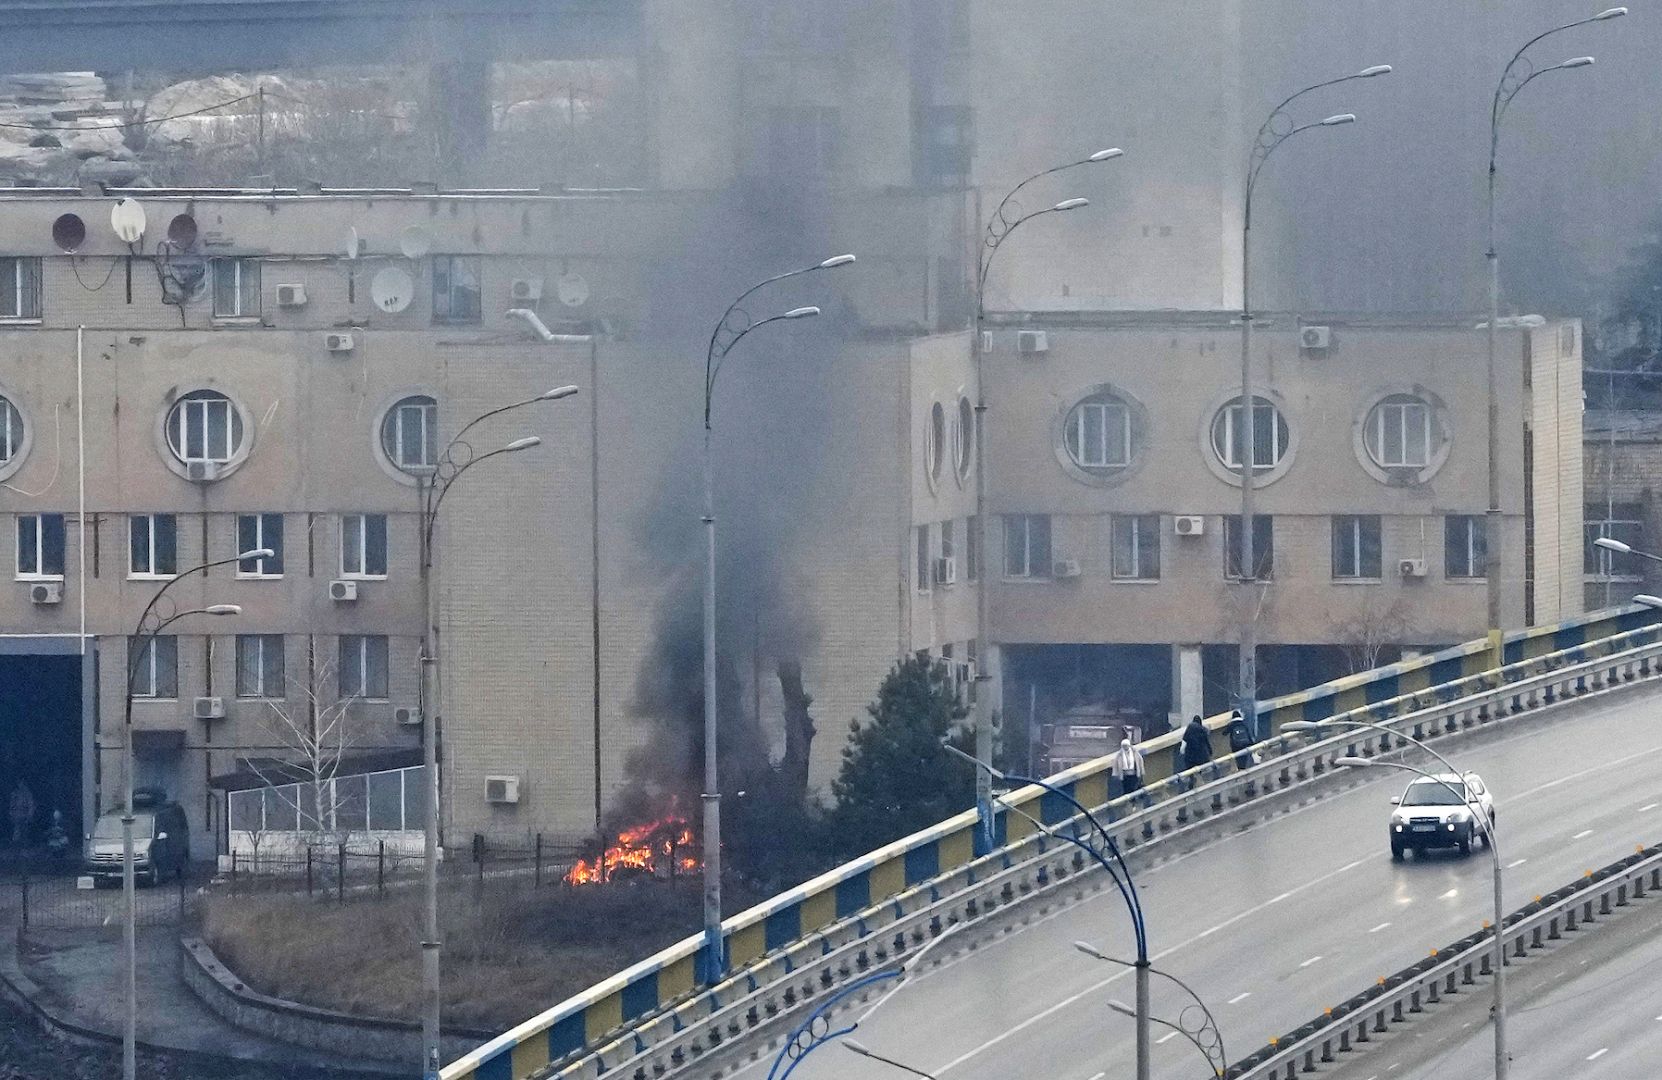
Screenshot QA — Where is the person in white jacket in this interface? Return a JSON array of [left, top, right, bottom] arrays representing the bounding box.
[[1110, 738, 1146, 795]]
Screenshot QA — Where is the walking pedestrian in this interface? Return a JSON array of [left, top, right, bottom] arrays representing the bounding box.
[[8, 779, 35, 847], [1111, 738, 1146, 796], [1226, 709, 1255, 770], [1180, 715, 1213, 772]]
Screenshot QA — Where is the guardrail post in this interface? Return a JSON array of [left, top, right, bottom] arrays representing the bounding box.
[[19, 876, 27, 930], [535, 834, 543, 888], [305, 846, 313, 896], [377, 841, 385, 896]]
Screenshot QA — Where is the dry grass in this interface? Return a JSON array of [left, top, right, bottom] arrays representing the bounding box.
[[201, 879, 749, 1031]]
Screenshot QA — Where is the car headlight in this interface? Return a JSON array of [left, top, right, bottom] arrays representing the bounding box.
[[1449, 810, 1471, 824], [1391, 812, 1408, 826]]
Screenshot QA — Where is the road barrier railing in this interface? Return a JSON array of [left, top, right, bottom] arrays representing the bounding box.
[[444, 607, 1662, 1080], [1232, 843, 1662, 1079]]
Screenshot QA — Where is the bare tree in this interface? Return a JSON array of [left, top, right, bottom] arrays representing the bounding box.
[[1332, 594, 1412, 675], [243, 660, 359, 855]]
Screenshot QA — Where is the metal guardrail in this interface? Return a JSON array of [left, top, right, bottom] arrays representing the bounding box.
[[1234, 843, 1662, 1079], [512, 626, 1662, 1080]]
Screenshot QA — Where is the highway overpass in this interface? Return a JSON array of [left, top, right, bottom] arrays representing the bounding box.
[[0, 1, 641, 74], [709, 684, 1662, 1080]]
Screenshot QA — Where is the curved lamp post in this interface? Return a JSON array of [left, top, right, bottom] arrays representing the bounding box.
[[1079, 957, 1226, 1080], [1483, 7, 1624, 669], [973, 149, 1120, 854], [700, 255, 854, 983], [1285, 718, 1504, 1078], [418, 390, 575, 1079], [121, 551, 262, 1080], [1237, 65, 1388, 734], [764, 923, 961, 1080]]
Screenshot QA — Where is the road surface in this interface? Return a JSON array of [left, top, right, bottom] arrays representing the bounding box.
[[734, 683, 1662, 1080]]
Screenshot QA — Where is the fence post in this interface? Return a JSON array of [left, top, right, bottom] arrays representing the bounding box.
[[535, 834, 542, 889], [337, 843, 346, 902], [20, 876, 28, 931], [306, 846, 314, 897], [377, 840, 385, 897]]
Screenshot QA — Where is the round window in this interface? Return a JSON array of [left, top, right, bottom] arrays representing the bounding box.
[[165, 390, 245, 466], [1063, 392, 1135, 474], [925, 401, 945, 485], [381, 395, 439, 473], [0, 394, 22, 464], [1363, 394, 1438, 469], [1210, 395, 1289, 473], [953, 396, 974, 480]]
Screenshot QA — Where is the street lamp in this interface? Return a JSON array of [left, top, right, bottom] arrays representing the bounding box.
[[973, 149, 1122, 852], [843, 1040, 940, 1079], [1098, 981, 1227, 1080], [417, 393, 572, 1080], [121, 553, 257, 1080], [1484, 7, 1624, 670], [1285, 718, 1505, 1079], [1237, 65, 1388, 734], [942, 742, 1153, 1080], [700, 255, 853, 983]]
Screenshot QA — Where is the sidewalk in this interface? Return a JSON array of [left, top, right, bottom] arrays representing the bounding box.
[[1, 926, 403, 1078]]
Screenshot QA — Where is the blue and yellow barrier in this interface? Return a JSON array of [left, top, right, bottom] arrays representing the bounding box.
[[444, 603, 1662, 1080]]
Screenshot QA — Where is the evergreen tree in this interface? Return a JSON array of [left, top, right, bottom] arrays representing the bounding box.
[[827, 655, 977, 858]]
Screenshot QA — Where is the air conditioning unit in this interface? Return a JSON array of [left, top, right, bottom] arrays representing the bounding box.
[[485, 775, 521, 805], [953, 660, 975, 689], [1016, 329, 1049, 356], [393, 705, 422, 727], [328, 579, 359, 602], [510, 277, 543, 302], [933, 556, 958, 586], [185, 460, 221, 483], [324, 332, 355, 353], [979, 330, 994, 353], [1300, 325, 1332, 350], [29, 581, 62, 605], [1052, 558, 1082, 578], [193, 696, 225, 720], [1398, 558, 1428, 579], [276, 284, 307, 307], [1173, 515, 1206, 537]]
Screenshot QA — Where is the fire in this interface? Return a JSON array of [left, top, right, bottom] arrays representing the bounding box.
[[565, 814, 700, 885]]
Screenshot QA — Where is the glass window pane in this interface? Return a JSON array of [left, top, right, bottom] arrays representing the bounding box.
[[239, 260, 260, 314], [154, 636, 177, 697], [42, 514, 64, 577], [1383, 405, 1404, 464], [402, 766, 428, 831], [336, 775, 368, 832], [1360, 517, 1382, 577], [185, 402, 205, 460], [342, 516, 362, 575], [154, 515, 175, 574], [1105, 405, 1129, 465], [18, 515, 36, 574], [368, 771, 403, 831], [1138, 515, 1160, 578], [229, 790, 261, 833], [400, 408, 423, 465], [213, 260, 237, 315], [130, 516, 147, 575], [207, 401, 228, 460], [339, 636, 361, 695], [1082, 405, 1104, 465], [264, 785, 299, 832], [366, 636, 389, 698], [1111, 516, 1133, 578], [366, 516, 387, 575], [1005, 516, 1025, 576], [1030, 515, 1051, 571], [263, 515, 284, 575]]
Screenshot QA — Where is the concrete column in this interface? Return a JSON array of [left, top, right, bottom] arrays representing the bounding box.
[[1171, 644, 1203, 729], [428, 59, 492, 183], [984, 642, 1005, 730]]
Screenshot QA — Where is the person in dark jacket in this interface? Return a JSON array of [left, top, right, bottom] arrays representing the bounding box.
[[1226, 710, 1254, 770], [1180, 715, 1213, 771]]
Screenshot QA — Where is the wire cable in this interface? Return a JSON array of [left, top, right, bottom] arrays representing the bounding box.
[[0, 93, 259, 133]]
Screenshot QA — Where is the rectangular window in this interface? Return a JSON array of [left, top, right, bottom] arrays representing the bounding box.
[[237, 513, 284, 577], [1110, 514, 1161, 580], [431, 255, 482, 324], [128, 513, 177, 578], [916, 524, 932, 592], [16, 512, 64, 578], [211, 257, 261, 318], [1584, 504, 1644, 579], [1070, 400, 1133, 469], [1004, 514, 1053, 578], [128, 635, 178, 699], [1373, 400, 1430, 467], [1445, 515, 1488, 579], [0, 256, 42, 320], [1217, 400, 1283, 470], [1224, 515, 1274, 580], [235, 635, 285, 698], [339, 634, 389, 700], [340, 514, 388, 578], [965, 514, 980, 581], [1331, 515, 1383, 580], [920, 105, 975, 187]]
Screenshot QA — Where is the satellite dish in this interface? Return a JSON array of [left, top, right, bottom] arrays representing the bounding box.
[[556, 273, 590, 308], [399, 226, 432, 260], [161, 255, 209, 302], [166, 213, 198, 248], [51, 213, 86, 253], [110, 198, 146, 244], [344, 225, 360, 260], [371, 266, 415, 313]]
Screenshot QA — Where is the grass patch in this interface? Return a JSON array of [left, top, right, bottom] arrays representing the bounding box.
[[201, 879, 759, 1032]]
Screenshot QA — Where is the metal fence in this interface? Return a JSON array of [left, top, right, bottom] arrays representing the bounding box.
[[218, 833, 585, 902], [4, 868, 194, 930]]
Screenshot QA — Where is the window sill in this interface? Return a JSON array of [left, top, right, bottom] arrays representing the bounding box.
[[1332, 577, 1384, 585], [1001, 576, 1056, 584], [211, 315, 263, 326], [128, 573, 178, 582], [338, 574, 388, 582], [235, 573, 285, 581], [235, 695, 285, 702], [1223, 577, 1276, 584], [0, 317, 42, 327], [16, 574, 65, 582], [131, 696, 178, 703], [1446, 576, 1487, 583], [1110, 576, 1161, 585]]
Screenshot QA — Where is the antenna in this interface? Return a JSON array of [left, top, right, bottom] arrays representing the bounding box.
[[370, 266, 415, 313], [344, 225, 361, 260], [399, 225, 432, 260], [51, 213, 86, 253], [557, 272, 590, 308], [110, 198, 146, 244]]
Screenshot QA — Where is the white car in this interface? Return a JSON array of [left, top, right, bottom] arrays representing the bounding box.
[[1389, 772, 1495, 860]]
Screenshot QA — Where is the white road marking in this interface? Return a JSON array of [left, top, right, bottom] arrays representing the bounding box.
[[1572, 829, 1595, 840], [1506, 858, 1528, 868], [1227, 992, 1251, 1005], [1369, 922, 1392, 933], [1087, 1074, 1105, 1080], [1269, 891, 1292, 903], [933, 856, 1367, 1074], [1156, 1032, 1179, 1045], [1639, 803, 1659, 812], [1440, 889, 1458, 899], [1588, 1047, 1609, 1061], [1299, 955, 1324, 968]]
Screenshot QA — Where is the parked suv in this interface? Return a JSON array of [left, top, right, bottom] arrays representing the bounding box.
[[1389, 772, 1495, 860], [84, 789, 189, 885]]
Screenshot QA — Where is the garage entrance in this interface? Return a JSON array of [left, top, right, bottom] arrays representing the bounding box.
[[0, 645, 88, 850]]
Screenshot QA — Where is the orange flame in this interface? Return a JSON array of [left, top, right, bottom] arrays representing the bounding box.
[[565, 814, 700, 885]]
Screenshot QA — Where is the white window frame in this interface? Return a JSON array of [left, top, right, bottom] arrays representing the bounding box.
[[339, 634, 390, 701], [1110, 514, 1160, 581], [382, 396, 438, 473], [1067, 398, 1133, 470], [128, 635, 178, 699], [211, 257, 261, 319], [1368, 398, 1431, 468], [0, 256, 41, 322], [1004, 514, 1052, 579], [431, 255, 482, 325], [340, 514, 388, 580], [0, 395, 23, 463], [127, 513, 177, 580], [16, 512, 64, 580], [1213, 397, 1287, 471], [236, 513, 284, 579], [235, 634, 285, 699], [166, 391, 243, 465], [1446, 515, 1486, 579], [1332, 514, 1382, 581]]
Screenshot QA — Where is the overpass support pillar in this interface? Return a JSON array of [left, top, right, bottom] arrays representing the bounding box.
[[1171, 644, 1203, 727], [429, 59, 492, 183]]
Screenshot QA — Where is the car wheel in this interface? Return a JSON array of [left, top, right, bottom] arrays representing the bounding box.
[[1391, 842, 1405, 861], [1458, 834, 1472, 856]]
